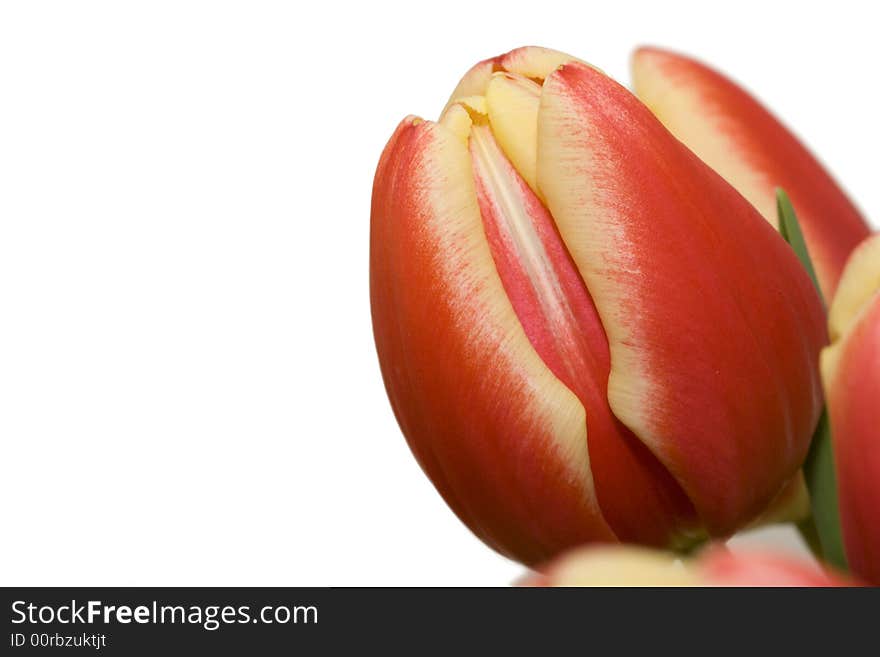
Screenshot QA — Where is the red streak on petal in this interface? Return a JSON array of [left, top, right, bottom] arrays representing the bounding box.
[[470, 126, 698, 546]]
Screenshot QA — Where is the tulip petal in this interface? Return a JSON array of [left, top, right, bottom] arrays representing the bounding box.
[[371, 116, 615, 564], [821, 234, 880, 583], [485, 72, 542, 195], [828, 234, 880, 342], [498, 46, 585, 81], [443, 56, 499, 116], [468, 119, 697, 548], [527, 546, 699, 587], [466, 47, 701, 548], [699, 548, 852, 587], [631, 47, 870, 299], [445, 46, 589, 119], [536, 62, 827, 535], [523, 545, 854, 586]]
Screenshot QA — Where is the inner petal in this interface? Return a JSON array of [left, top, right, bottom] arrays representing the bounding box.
[[468, 116, 699, 546], [485, 72, 542, 195]]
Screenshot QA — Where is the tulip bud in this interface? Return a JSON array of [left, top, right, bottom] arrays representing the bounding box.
[[821, 234, 880, 584], [631, 47, 871, 300], [523, 545, 853, 586], [371, 47, 827, 565]]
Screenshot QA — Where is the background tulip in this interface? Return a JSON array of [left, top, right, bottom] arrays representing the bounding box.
[[821, 234, 880, 584], [522, 545, 853, 586], [631, 47, 871, 300], [371, 47, 827, 566]]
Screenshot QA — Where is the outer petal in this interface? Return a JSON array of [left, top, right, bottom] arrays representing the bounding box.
[[821, 234, 880, 584], [827, 234, 880, 342], [370, 116, 615, 565], [632, 47, 870, 300], [537, 62, 827, 536], [698, 548, 853, 587]]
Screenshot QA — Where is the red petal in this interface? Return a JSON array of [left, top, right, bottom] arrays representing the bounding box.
[[371, 117, 615, 564], [632, 47, 871, 299], [537, 62, 827, 536]]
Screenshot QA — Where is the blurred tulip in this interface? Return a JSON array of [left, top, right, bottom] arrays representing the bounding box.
[[371, 46, 826, 565], [821, 234, 880, 584], [632, 47, 871, 300], [523, 544, 853, 587]]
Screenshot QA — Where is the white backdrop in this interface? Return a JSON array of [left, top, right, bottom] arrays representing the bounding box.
[[1, 1, 877, 586]]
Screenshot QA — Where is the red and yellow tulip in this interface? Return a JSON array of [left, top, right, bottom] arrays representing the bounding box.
[[371, 46, 827, 566], [822, 234, 880, 584]]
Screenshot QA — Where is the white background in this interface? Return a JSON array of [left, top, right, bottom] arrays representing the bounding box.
[[1, 1, 877, 586]]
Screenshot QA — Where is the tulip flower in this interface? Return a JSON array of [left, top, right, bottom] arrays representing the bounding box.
[[821, 234, 880, 584], [521, 545, 853, 586], [631, 47, 871, 300], [371, 46, 826, 566]]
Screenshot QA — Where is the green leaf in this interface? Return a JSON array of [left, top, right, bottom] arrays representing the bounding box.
[[777, 189, 824, 305], [799, 411, 848, 570], [777, 189, 847, 571]]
